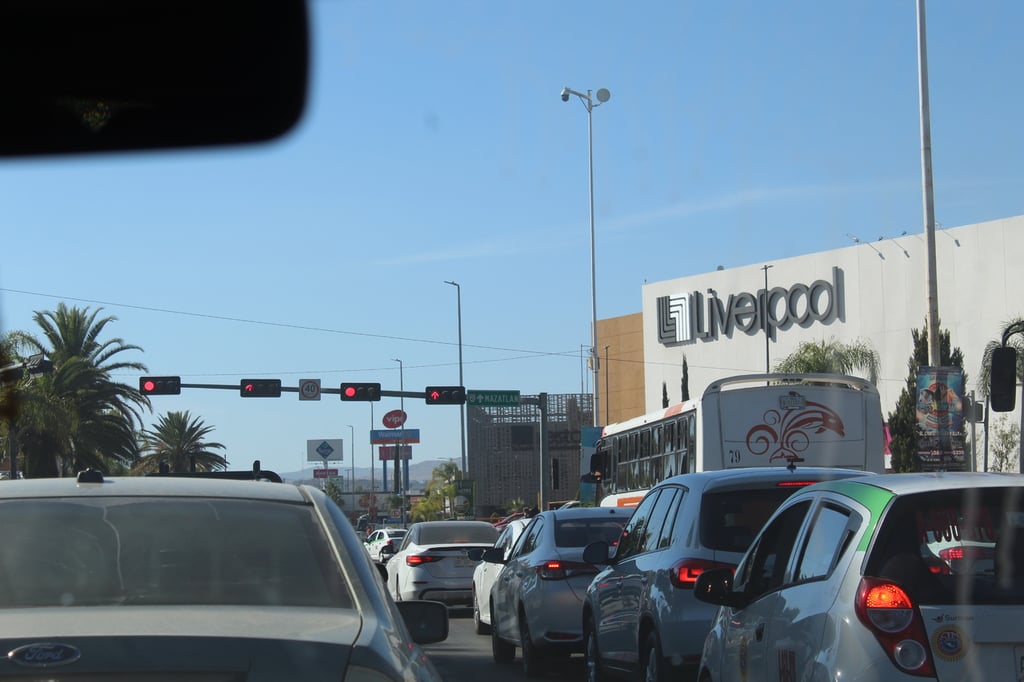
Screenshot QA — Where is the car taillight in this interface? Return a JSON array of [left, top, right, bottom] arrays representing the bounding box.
[[938, 546, 993, 561], [406, 554, 443, 567], [534, 560, 598, 580], [854, 577, 935, 677], [668, 559, 735, 589]]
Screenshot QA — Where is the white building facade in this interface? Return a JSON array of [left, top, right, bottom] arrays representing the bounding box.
[[640, 215, 1023, 447]]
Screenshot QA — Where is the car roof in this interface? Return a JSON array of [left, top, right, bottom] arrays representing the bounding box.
[[0, 475, 310, 503], [653, 466, 871, 491], [535, 506, 632, 520], [409, 520, 496, 528], [808, 471, 1024, 499]]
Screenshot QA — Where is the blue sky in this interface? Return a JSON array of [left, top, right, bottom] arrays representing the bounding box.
[[2, 2, 1022, 478]]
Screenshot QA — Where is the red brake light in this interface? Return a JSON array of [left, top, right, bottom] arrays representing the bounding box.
[[938, 546, 992, 561], [854, 577, 935, 677], [406, 554, 442, 567], [775, 480, 818, 488], [535, 560, 597, 580], [669, 559, 735, 589]]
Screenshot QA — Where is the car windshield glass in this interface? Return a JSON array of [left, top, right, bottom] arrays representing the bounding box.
[[418, 524, 497, 545], [867, 487, 1024, 605], [700, 487, 801, 553], [0, 497, 352, 608], [554, 517, 628, 547]]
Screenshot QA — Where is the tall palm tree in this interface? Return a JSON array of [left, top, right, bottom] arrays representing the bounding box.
[[773, 337, 880, 384], [134, 410, 227, 474], [7, 303, 148, 476]]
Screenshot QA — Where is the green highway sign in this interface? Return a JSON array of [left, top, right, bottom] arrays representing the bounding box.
[[467, 389, 521, 407]]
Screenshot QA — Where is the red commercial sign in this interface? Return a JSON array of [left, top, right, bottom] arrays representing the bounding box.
[[378, 445, 412, 461], [382, 409, 407, 428], [313, 468, 339, 478]]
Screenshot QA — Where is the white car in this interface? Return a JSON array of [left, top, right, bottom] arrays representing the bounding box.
[[695, 472, 1024, 681], [470, 518, 529, 634], [487, 507, 631, 677], [386, 520, 498, 607], [364, 527, 407, 563]]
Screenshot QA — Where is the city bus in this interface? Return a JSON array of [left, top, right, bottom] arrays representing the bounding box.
[[589, 373, 886, 507]]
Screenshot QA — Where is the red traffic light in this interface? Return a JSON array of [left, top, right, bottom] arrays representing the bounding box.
[[139, 376, 181, 395], [424, 385, 466, 405], [240, 379, 282, 397], [340, 382, 381, 401]]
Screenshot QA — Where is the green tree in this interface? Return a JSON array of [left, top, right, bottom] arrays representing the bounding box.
[[6, 305, 149, 476], [988, 415, 1020, 473], [325, 478, 347, 509], [133, 410, 227, 474], [887, 325, 967, 473], [424, 460, 462, 516], [772, 337, 880, 384]]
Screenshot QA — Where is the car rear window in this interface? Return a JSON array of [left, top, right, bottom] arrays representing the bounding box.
[[0, 497, 353, 609], [554, 517, 628, 547], [700, 487, 803, 553], [418, 523, 498, 545], [867, 487, 1024, 605]]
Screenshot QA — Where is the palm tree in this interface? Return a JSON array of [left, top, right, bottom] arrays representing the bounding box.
[[134, 411, 227, 474], [773, 337, 880, 384], [7, 304, 149, 476]]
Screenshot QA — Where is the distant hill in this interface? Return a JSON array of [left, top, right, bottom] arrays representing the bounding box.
[[280, 459, 453, 489]]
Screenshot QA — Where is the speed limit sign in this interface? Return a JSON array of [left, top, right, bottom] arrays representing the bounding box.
[[299, 378, 321, 401]]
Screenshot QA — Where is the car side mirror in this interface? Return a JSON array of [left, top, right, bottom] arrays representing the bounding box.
[[396, 600, 449, 645], [693, 568, 747, 609], [480, 547, 506, 564], [582, 540, 612, 565]]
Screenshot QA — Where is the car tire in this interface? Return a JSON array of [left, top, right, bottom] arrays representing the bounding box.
[[491, 612, 515, 664], [584, 615, 608, 682], [519, 610, 546, 678], [641, 631, 664, 682], [473, 590, 490, 635]]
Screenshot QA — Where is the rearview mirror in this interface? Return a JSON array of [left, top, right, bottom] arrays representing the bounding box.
[[0, 0, 308, 157]]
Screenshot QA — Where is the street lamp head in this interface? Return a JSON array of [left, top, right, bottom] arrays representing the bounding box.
[[595, 87, 611, 103], [560, 87, 570, 102]]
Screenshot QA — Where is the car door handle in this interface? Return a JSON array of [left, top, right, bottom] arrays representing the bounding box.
[[755, 623, 765, 642]]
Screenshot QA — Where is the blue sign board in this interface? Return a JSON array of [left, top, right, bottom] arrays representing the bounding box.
[[370, 428, 421, 444]]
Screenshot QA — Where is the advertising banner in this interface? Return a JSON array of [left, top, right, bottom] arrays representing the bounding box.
[[915, 366, 967, 471]]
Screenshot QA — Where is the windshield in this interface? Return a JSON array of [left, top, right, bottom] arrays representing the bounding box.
[[0, 497, 352, 608], [867, 488, 1024, 605]]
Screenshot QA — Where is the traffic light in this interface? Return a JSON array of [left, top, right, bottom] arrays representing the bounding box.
[[340, 382, 381, 401], [424, 385, 466, 405], [240, 379, 282, 397], [140, 376, 181, 395], [990, 346, 1017, 412]]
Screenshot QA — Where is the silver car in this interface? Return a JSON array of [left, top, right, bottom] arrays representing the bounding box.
[[486, 507, 631, 677], [386, 520, 498, 607], [581, 467, 869, 682], [0, 470, 448, 681]]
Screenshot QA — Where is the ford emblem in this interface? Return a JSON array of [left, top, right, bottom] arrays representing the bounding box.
[[8, 643, 82, 668]]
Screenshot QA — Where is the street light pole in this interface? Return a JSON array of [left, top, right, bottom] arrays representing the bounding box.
[[391, 358, 405, 525], [562, 85, 610, 427], [444, 280, 467, 476], [347, 424, 355, 496]]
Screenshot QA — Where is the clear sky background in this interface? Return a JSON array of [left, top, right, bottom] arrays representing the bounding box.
[[2, 2, 1022, 479]]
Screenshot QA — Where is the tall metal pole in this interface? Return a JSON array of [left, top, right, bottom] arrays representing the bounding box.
[[369, 402, 376, 521], [917, 0, 941, 367], [604, 345, 610, 425], [347, 424, 355, 494], [445, 280, 467, 476], [762, 264, 774, 373], [562, 85, 610, 427], [392, 358, 405, 525]]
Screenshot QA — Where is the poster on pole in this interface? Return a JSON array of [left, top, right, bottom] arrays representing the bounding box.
[[915, 367, 966, 471]]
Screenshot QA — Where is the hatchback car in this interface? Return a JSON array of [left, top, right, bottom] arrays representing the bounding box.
[[0, 470, 448, 681], [581, 467, 869, 682], [470, 517, 530, 634], [695, 472, 1024, 681], [487, 506, 631, 677], [386, 520, 498, 607], [364, 527, 408, 564]]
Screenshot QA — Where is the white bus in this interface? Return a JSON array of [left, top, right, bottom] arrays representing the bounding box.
[[590, 373, 886, 507]]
